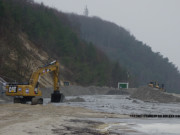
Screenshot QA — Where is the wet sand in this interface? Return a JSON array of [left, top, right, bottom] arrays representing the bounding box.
[[0, 103, 138, 135], [2, 93, 180, 135]]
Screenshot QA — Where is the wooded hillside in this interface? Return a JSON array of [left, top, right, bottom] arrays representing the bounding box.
[[0, 0, 129, 87], [68, 14, 180, 93], [1, 0, 179, 93]]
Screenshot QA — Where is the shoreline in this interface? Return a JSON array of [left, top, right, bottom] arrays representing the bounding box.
[[0, 103, 134, 135]]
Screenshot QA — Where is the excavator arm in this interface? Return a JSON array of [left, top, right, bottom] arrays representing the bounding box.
[[29, 60, 60, 91], [29, 60, 63, 102]]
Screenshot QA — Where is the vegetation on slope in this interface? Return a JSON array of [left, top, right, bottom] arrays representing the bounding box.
[[0, 0, 129, 87], [68, 14, 180, 93]]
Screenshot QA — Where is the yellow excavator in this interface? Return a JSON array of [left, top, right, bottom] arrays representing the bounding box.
[[148, 81, 165, 91], [5, 60, 64, 105], [148, 81, 160, 89]]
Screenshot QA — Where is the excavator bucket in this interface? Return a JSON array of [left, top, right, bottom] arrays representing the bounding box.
[[51, 91, 64, 102]]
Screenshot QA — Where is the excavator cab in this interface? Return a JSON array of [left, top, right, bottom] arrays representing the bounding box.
[[148, 81, 159, 89], [148, 82, 154, 88]]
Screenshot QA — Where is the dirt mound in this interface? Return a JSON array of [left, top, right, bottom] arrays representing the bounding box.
[[106, 90, 129, 95], [61, 86, 116, 96], [41, 86, 119, 97], [130, 86, 180, 103]]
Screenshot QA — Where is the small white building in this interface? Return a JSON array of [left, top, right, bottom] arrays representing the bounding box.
[[118, 82, 129, 89]]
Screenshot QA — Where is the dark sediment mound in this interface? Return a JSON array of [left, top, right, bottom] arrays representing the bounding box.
[[130, 86, 180, 103], [106, 89, 129, 95]]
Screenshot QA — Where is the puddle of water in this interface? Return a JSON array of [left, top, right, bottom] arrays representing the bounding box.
[[134, 123, 180, 135], [88, 117, 180, 135]]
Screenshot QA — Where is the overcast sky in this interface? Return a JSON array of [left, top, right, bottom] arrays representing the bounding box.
[[35, 0, 180, 70]]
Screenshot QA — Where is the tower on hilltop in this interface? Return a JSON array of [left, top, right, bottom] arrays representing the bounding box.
[[84, 5, 89, 16]]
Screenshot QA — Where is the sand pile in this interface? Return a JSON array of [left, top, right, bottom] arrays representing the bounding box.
[[106, 89, 129, 95], [130, 86, 180, 103], [42, 85, 119, 97]]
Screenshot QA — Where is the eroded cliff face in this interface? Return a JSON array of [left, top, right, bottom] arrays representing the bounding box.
[[1, 32, 67, 88], [18, 33, 53, 87]]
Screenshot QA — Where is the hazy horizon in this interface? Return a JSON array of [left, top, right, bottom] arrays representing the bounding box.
[[35, 0, 180, 70]]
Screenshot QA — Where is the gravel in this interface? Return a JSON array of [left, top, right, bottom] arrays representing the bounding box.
[[130, 86, 180, 103]]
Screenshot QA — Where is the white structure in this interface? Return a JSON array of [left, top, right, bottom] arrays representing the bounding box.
[[118, 82, 129, 89]]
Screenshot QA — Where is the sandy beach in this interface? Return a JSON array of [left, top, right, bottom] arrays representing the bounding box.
[[0, 103, 137, 135]]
